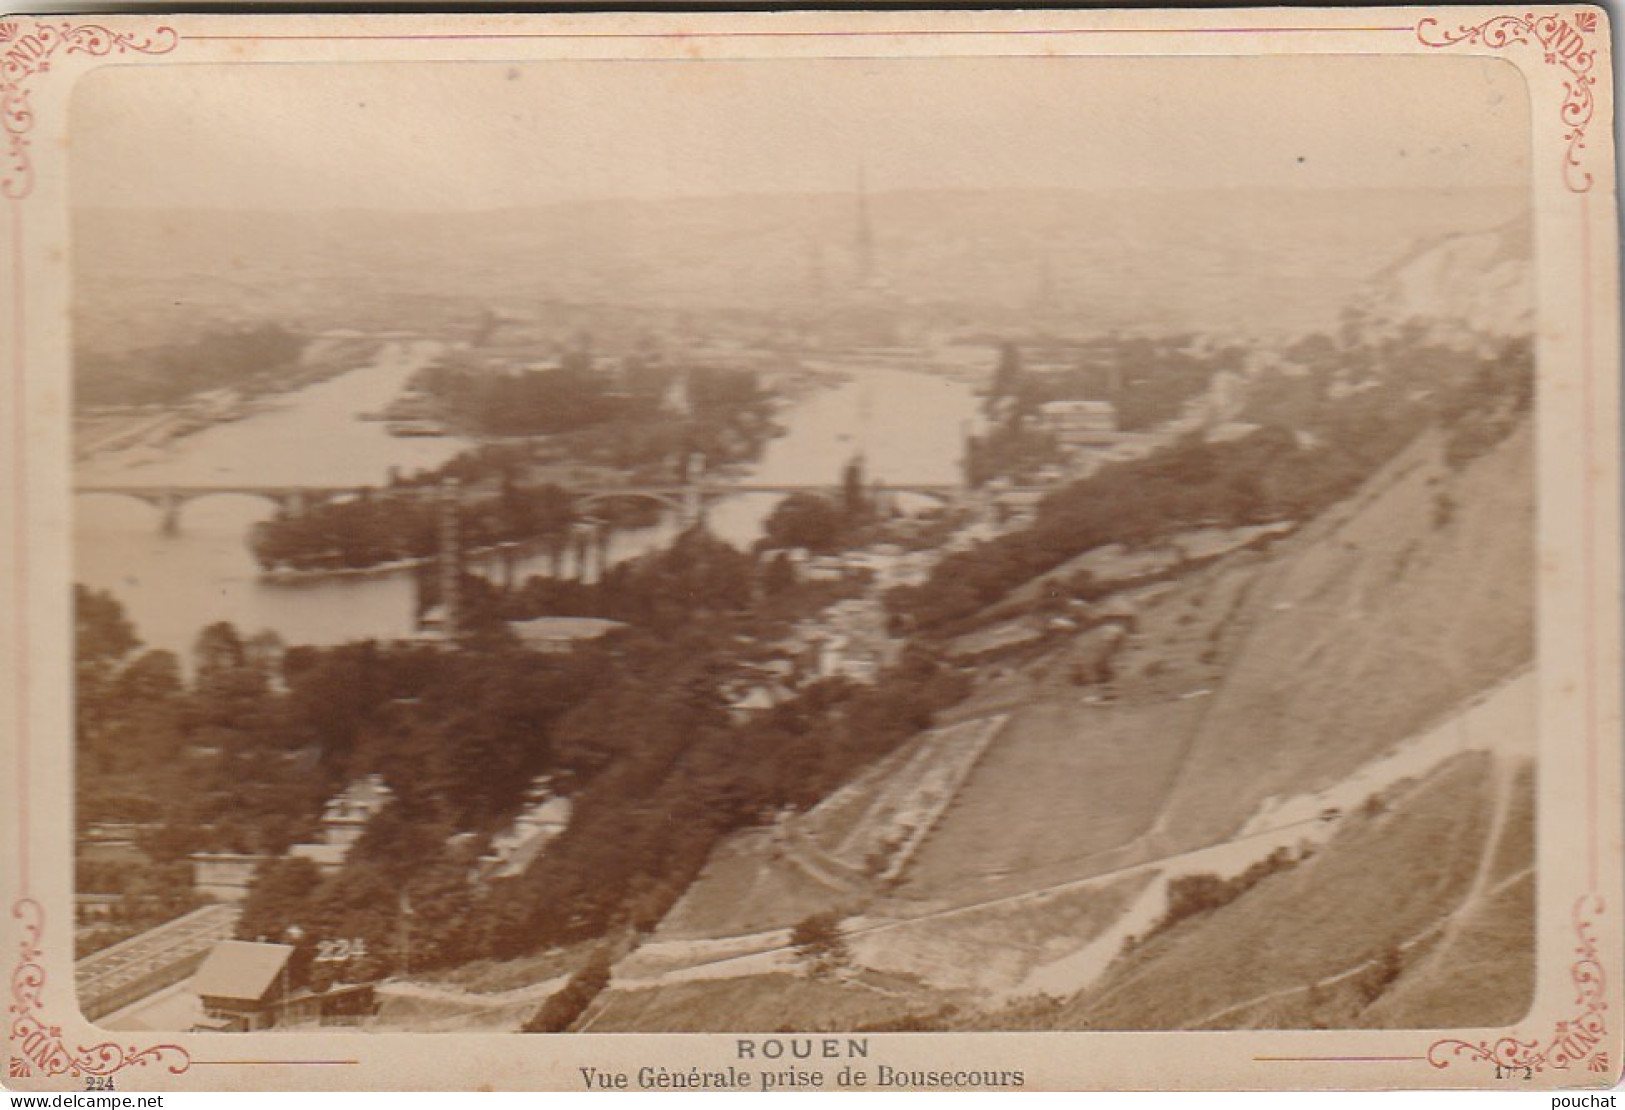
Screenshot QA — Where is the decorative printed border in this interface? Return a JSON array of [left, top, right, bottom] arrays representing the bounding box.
[[9, 899, 191, 1081], [1417, 9, 1600, 192], [1, 10, 1616, 1090], [1427, 895, 1611, 1077], [1, 21, 179, 200]]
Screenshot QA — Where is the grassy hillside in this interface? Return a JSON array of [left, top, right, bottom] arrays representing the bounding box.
[[588, 406, 1534, 1032], [585, 971, 964, 1033], [1148, 419, 1533, 853], [654, 827, 859, 941], [1049, 750, 1532, 1030], [850, 874, 1150, 992], [899, 699, 1202, 902]]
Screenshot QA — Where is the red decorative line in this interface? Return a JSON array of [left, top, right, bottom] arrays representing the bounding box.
[[1, 21, 179, 200], [8, 899, 191, 1081], [8, 197, 24, 899], [1416, 11, 1598, 192], [1427, 895, 1610, 1075], [1578, 190, 1598, 893], [1255, 1056, 1427, 1062], [184, 26, 1415, 42]]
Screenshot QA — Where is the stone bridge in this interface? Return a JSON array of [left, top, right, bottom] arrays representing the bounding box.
[[75, 480, 972, 534], [75, 484, 365, 533]]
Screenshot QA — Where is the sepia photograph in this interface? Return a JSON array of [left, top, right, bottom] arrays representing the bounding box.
[[64, 47, 1543, 1037], [3, 6, 1617, 1092]]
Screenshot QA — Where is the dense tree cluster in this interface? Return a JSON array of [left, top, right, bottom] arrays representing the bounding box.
[[470, 643, 967, 962], [222, 613, 965, 973], [1140, 847, 1302, 945], [964, 423, 1065, 487], [411, 353, 775, 472], [968, 337, 1244, 486], [249, 481, 576, 572], [984, 335, 1244, 433], [76, 324, 305, 408], [246, 357, 785, 574], [1434, 336, 1535, 468], [887, 428, 1307, 634], [79, 516, 968, 974], [74, 858, 200, 958], [521, 951, 614, 1032], [789, 911, 851, 978], [415, 357, 631, 437], [760, 492, 850, 552], [890, 333, 1532, 635]]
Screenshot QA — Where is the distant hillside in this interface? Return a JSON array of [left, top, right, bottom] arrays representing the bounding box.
[[73, 186, 1526, 354]]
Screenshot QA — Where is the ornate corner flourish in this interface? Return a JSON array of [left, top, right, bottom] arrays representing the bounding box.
[[1427, 894, 1610, 1076], [1, 21, 179, 201], [9, 899, 191, 1082], [1417, 10, 1599, 193]]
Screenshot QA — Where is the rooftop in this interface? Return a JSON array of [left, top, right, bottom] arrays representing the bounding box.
[[509, 617, 628, 644], [191, 940, 294, 1004]]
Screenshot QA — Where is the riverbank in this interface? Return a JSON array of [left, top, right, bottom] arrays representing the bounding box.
[[260, 532, 568, 585], [75, 334, 388, 464]]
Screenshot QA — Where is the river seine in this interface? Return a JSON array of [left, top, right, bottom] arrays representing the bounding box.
[[75, 341, 984, 658]]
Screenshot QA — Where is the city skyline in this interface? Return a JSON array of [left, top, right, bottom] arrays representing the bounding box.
[[70, 53, 1530, 212]]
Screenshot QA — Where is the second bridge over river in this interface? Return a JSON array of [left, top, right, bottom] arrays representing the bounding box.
[[75, 478, 976, 534]]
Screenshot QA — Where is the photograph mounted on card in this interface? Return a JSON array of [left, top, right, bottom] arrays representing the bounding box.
[[1, 6, 1619, 1092]]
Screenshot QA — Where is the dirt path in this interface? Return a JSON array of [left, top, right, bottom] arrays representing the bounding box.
[[615, 671, 1532, 999], [377, 975, 569, 1006], [612, 810, 1331, 989]]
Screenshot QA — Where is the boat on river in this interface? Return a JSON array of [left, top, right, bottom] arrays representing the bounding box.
[[386, 420, 447, 438]]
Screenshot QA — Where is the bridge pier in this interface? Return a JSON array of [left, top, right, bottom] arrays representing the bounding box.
[[569, 524, 591, 581], [593, 521, 611, 580], [680, 453, 708, 531]]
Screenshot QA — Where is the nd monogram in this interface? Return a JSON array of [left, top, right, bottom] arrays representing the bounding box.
[[1418, 10, 1601, 192], [0, 21, 178, 199]]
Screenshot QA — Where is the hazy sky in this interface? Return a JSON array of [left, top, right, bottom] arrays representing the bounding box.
[[71, 54, 1530, 210]]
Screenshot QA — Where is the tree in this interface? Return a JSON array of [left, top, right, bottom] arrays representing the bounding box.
[[522, 950, 614, 1032], [190, 621, 275, 735], [789, 911, 850, 978], [236, 857, 323, 945], [762, 551, 798, 596], [76, 585, 140, 749], [1356, 945, 1405, 1007], [762, 493, 846, 554], [76, 584, 138, 668], [990, 341, 1023, 399], [97, 649, 186, 773], [841, 456, 868, 520], [194, 621, 247, 678]]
